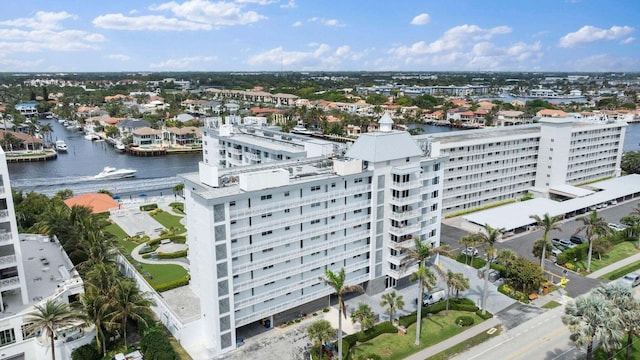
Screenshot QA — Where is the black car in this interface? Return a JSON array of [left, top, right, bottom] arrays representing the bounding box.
[[570, 235, 586, 245]]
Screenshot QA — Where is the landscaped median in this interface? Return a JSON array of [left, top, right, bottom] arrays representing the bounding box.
[[328, 298, 492, 360]]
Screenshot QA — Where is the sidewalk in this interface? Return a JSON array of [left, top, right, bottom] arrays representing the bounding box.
[[587, 251, 640, 279]]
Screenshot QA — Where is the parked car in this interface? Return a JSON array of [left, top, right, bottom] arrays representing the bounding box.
[[608, 223, 627, 232], [550, 247, 563, 258], [619, 273, 640, 288], [609, 199, 618, 205], [423, 289, 447, 305], [551, 238, 576, 250], [569, 235, 586, 245], [461, 247, 478, 257]]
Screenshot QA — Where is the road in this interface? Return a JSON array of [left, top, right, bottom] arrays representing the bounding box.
[[440, 199, 640, 297], [452, 306, 583, 360]]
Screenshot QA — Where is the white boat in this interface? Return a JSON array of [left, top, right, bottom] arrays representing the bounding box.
[[84, 133, 101, 141], [290, 121, 314, 135], [114, 142, 126, 152], [55, 140, 68, 152], [94, 166, 136, 180]]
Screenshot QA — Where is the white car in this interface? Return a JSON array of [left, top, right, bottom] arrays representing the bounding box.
[[461, 247, 478, 257], [608, 223, 627, 232], [619, 273, 640, 288]]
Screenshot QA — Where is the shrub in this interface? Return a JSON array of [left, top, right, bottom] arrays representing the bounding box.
[[140, 203, 158, 211], [157, 249, 188, 259], [140, 328, 179, 360], [153, 275, 190, 292], [323, 307, 330, 313], [565, 263, 576, 271], [476, 309, 494, 319], [71, 344, 100, 360], [397, 298, 479, 328], [150, 208, 164, 216], [170, 202, 184, 213], [456, 316, 475, 326], [555, 252, 570, 265]]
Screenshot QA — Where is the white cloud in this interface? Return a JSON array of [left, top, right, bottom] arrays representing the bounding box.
[[571, 53, 640, 71], [308, 17, 345, 27], [95, 0, 266, 31], [411, 13, 430, 25], [292, 21, 302, 27], [247, 43, 361, 69], [280, 0, 296, 8], [0, 57, 44, 71], [149, 55, 217, 69], [93, 14, 211, 31], [558, 25, 635, 47], [107, 54, 131, 61], [620, 37, 635, 44], [389, 24, 512, 57], [235, 0, 277, 4], [0, 11, 76, 30], [150, 0, 266, 27]]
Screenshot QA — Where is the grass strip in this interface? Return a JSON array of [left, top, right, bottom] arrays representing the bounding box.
[[428, 325, 502, 360]]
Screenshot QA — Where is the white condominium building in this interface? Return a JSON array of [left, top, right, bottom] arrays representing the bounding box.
[[180, 114, 445, 358], [0, 148, 93, 360], [414, 117, 626, 215]]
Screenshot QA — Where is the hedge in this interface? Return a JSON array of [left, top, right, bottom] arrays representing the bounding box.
[[556, 243, 589, 265], [340, 321, 397, 359], [476, 309, 494, 319], [456, 316, 475, 326], [157, 249, 188, 259], [398, 298, 480, 328], [153, 275, 190, 292], [140, 203, 158, 211]]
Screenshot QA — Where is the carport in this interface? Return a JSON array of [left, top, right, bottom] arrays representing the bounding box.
[[461, 174, 640, 235]]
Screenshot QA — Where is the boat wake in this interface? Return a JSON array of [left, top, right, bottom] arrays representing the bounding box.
[[10, 176, 183, 197]]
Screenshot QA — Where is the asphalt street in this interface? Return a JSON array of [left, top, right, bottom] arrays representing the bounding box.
[[441, 199, 640, 297]]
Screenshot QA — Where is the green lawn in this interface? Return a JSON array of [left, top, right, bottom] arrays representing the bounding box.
[[105, 222, 140, 254], [350, 311, 484, 360], [593, 336, 640, 359], [152, 211, 186, 234], [541, 300, 562, 309], [135, 262, 188, 288], [572, 242, 640, 273], [600, 260, 640, 280]]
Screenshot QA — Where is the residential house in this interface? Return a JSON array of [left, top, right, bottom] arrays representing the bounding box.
[[131, 127, 163, 147]]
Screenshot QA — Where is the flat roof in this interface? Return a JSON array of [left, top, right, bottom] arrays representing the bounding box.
[[463, 174, 640, 231], [160, 286, 201, 324], [549, 184, 594, 198]]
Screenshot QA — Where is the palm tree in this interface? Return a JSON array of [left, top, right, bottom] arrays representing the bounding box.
[[562, 292, 623, 360], [447, 270, 470, 301], [306, 320, 336, 360], [105, 279, 155, 350], [575, 211, 612, 272], [26, 300, 85, 360], [380, 290, 404, 325], [596, 283, 640, 360], [467, 224, 504, 315], [350, 303, 375, 332], [458, 233, 477, 265], [399, 238, 437, 346], [319, 268, 364, 360], [81, 291, 110, 356], [529, 213, 563, 271]]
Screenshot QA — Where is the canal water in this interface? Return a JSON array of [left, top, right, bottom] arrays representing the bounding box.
[[6, 120, 640, 197]]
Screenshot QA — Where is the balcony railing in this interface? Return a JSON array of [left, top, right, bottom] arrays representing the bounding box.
[[0, 276, 20, 289], [0, 255, 16, 266]]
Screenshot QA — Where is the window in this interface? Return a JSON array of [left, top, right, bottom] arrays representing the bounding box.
[[311, 202, 321, 208], [284, 209, 290, 213], [262, 248, 273, 253], [261, 213, 272, 218], [311, 185, 321, 191], [263, 265, 274, 270], [261, 230, 272, 236], [284, 191, 290, 197], [21, 323, 34, 340], [285, 226, 290, 231], [311, 219, 321, 225], [260, 194, 272, 200], [354, 178, 363, 183], [0, 328, 16, 347]]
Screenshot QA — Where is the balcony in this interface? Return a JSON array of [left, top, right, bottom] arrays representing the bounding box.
[[389, 194, 422, 206], [0, 210, 9, 220], [389, 209, 420, 221], [0, 276, 20, 290], [389, 223, 421, 236], [0, 232, 12, 244], [0, 255, 16, 267], [391, 180, 422, 190]]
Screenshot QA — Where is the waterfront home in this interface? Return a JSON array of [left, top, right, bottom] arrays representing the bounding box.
[[536, 109, 569, 118], [496, 110, 531, 126], [164, 126, 202, 147], [0, 131, 43, 151], [117, 119, 150, 136], [13, 102, 37, 117], [131, 127, 162, 147]]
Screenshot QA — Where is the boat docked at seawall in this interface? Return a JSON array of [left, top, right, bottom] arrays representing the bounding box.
[[55, 140, 68, 152], [114, 142, 126, 153], [290, 121, 314, 135], [94, 166, 136, 180]]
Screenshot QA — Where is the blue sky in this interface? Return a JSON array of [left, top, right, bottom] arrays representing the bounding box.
[[0, 0, 638, 72]]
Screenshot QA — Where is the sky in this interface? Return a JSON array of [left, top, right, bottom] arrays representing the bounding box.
[[0, 0, 638, 73]]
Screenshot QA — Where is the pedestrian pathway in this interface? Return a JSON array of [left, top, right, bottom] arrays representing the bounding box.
[[129, 242, 190, 270], [587, 251, 640, 279]]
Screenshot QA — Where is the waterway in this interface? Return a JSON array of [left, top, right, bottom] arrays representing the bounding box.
[[6, 120, 640, 197]]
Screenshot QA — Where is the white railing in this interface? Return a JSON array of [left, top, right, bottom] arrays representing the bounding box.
[[231, 217, 370, 256], [0, 276, 20, 289], [0, 210, 9, 219], [389, 209, 420, 221], [0, 233, 12, 243], [389, 223, 421, 236], [390, 194, 422, 205], [391, 180, 422, 189], [0, 255, 16, 266]]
